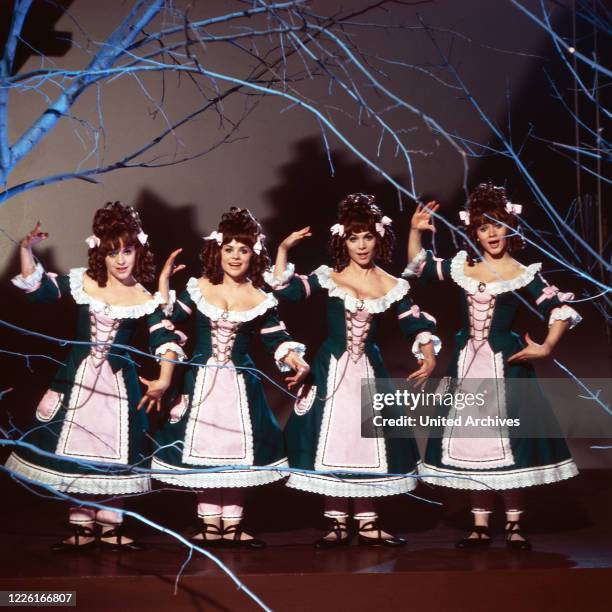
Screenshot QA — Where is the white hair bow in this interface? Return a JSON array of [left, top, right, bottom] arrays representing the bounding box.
[[375, 215, 392, 236], [203, 230, 223, 245], [505, 203, 522, 215], [85, 234, 101, 249], [458, 211, 470, 226], [136, 230, 148, 245], [254, 234, 266, 255], [330, 223, 345, 237]]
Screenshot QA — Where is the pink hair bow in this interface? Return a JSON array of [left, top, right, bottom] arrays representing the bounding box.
[[375, 215, 393, 236], [458, 211, 470, 226], [203, 230, 223, 245], [85, 234, 101, 249], [330, 223, 345, 237], [505, 203, 522, 215], [254, 234, 266, 255]]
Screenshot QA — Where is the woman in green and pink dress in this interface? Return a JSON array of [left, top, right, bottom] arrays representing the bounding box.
[[268, 194, 440, 548], [7, 202, 184, 551], [406, 183, 580, 550]]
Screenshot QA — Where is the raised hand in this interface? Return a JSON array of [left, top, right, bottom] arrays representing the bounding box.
[[411, 201, 439, 233], [21, 222, 48, 249], [507, 333, 551, 363], [137, 377, 170, 413], [158, 248, 185, 301], [279, 227, 312, 252]]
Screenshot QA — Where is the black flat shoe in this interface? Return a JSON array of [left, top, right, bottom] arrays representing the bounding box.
[[221, 524, 266, 550], [505, 521, 532, 551], [99, 526, 146, 552], [357, 520, 406, 548], [314, 518, 350, 550], [456, 525, 493, 549], [50, 523, 97, 552], [190, 522, 223, 547]]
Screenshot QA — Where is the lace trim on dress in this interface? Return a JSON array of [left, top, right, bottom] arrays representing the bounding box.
[[68, 268, 163, 319], [449, 251, 542, 296], [312, 265, 410, 313], [186, 277, 278, 322]]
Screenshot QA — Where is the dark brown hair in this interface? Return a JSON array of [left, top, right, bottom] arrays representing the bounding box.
[[462, 182, 524, 265], [330, 193, 394, 271], [86, 202, 155, 286], [200, 207, 270, 288]]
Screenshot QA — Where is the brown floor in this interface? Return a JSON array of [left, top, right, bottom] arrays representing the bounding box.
[[0, 470, 610, 611]]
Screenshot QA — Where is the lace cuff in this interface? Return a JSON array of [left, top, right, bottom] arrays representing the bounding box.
[[154, 290, 176, 316], [263, 263, 295, 290], [412, 331, 442, 360], [548, 305, 582, 329], [274, 340, 306, 372], [401, 248, 427, 278], [12, 263, 45, 292], [155, 342, 186, 362]]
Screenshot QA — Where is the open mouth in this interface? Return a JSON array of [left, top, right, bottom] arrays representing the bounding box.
[[116, 266, 129, 273]]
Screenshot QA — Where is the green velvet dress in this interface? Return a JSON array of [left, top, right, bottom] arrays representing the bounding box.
[[151, 278, 302, 489], [405, 249, 580, 490], [267, 264, 440, 497], [6, 264, 185, 494]]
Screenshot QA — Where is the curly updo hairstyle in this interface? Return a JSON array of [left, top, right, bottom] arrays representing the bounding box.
[[463, 182, 525, 265], [200, 207, 270, 288], [86, 202, 155, 286], [330, 193, 394, 272]]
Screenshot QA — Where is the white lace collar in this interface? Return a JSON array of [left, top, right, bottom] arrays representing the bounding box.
[[68, 268, 163, 319], [186, 277, 278, 322], [312, 265, 410, 313], [449, 251, 541, 296]]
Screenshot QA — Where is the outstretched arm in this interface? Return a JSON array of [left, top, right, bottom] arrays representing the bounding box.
[[273, 226, 311, 279], [19, 222, 48, 277], [507, 321, 570, 363], [508, 272, 581, 363], [408, 201, 438, 263]]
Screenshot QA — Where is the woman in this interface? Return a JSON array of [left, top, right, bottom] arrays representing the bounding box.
[[7, 202, 184, 551], [406, 183, 580, 550], [153, 207, 309, 549], [268, 193, 439, 548]]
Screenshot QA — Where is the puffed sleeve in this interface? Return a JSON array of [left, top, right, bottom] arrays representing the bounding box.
[[147, 306, 188, 362], [401, 248, 452, 284], [524, 272, 582, 329], [258, 306, 306, 372], [264, 264, 323, 302], [396, 295, 442, 360], [11, 263, 70, 303]]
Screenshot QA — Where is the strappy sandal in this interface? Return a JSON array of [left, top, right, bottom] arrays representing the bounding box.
[[455, 525, 493, 549], [190, 522, 223, 547], [505, 521, 532, 551], [51, 523, 98, 552], [99, 525, 146, 552], [357, 520, 406, 548], [222, 524, 266, 550], [314, 518, 350, 550]]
